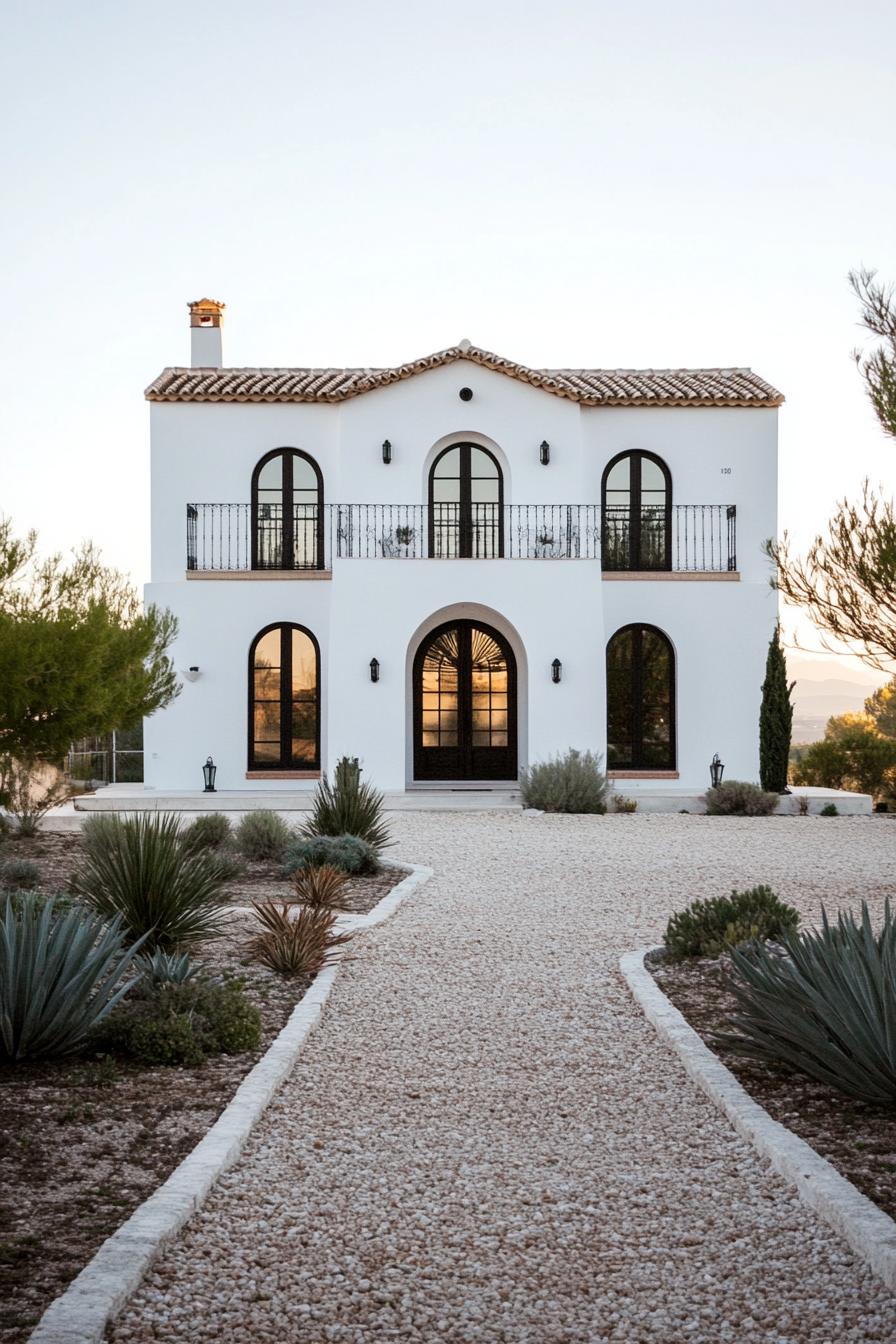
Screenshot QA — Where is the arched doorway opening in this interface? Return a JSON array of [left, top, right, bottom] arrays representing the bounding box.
[[413, 619, 517, 780]]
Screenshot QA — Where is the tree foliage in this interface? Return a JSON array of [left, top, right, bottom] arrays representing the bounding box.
[[768, 271, 896, 670], [0, 519, 179, 769], [792, 717, 896, 798], [865, 677, 896, 737], [769, 483, 896, 670], [849, 267, 896, 439], [759, 624, 794, 792]]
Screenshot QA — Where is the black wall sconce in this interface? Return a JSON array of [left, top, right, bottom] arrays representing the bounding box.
[[551, 658, 562, 684], [459, 386, 473, 401], [540, 440, 550, 465], [202, 756, 217, 793], [709, 753, 724, 788], [370, 658, 380, 683], [382, 439, 392, 465]]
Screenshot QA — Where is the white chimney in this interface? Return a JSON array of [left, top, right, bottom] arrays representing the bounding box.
[[188, 298, 225, 367]]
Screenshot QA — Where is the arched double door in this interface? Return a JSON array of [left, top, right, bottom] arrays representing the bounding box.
[[413, 620, 517, 781]]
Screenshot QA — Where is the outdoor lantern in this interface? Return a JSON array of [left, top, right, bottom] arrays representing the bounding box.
[[540, 440, 551, 466], [381, 439, 392, 465], [202, 756, 217, 793], [370, 658, 380, 683], [710, 753, 724, 788], [551, 658, 562, 684]]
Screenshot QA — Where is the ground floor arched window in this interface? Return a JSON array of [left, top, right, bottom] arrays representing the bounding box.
[[606, 624, 675, 769], [248, 623, 320, 769]]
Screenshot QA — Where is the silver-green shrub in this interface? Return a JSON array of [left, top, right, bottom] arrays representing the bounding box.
[[0, 893, 142, 1061], [234, 810, 292, 862], [715, 900, 896, 1103], [519, 749, 607, 814], [0, 857, 41, 890], [283, 833, 378, 876], [703, 780, 779, 816], [181, 813, 233, 854]]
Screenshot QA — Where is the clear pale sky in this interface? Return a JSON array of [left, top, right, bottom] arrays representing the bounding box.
[[1, 1, 894, 668]]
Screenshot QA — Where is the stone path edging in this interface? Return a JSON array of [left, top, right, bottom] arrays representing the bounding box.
[[620, 946, 896, 1293], [28, 862, 433, 1344]]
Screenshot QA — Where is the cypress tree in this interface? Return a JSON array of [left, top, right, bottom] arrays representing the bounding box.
[[759, 624, 795, 793]]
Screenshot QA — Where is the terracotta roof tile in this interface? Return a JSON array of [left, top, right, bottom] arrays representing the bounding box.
[[145, 343, 783, 407]]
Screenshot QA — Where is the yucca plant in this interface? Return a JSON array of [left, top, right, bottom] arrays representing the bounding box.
[[714, 900, 896, 1103], [248, 901, 351, 977], [70, 813, 232, 953], [292, 864, 349, 909], [0, 894, 143, 1061], [300, 757, 391, 853]]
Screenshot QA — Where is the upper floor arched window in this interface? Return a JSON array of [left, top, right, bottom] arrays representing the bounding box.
[[252, 449, 324, 570], [601, 451, 671, 571], [606, 623, 675, 770], [429, 443, 503, 558], [248, 622, 320, 770]]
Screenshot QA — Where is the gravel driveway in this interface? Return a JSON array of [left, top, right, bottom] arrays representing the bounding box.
[[110, 814, 896, 1343]]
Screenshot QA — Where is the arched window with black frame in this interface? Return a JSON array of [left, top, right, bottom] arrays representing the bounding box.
[[248, 623, 320, 770], [601, 451, 671, 571], [251, 448, 324, 570], [428, 442, 503, 558], [606, 624, 675, 770]]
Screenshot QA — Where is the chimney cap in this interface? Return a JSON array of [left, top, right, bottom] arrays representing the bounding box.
[[188, 298, 225, 328]]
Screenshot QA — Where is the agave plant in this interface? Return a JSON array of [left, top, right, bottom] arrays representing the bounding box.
[[0, 894, 143, 1061], [291, 864, 349, 910], [714, 899, 896, 1104], [248, 901, 351, 977], [300, 757, 391, 854], [71, 812, 232, 953], [134, 947, 205, 988]]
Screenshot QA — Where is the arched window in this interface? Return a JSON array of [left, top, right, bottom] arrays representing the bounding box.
[[429, 443, 503, 558], [601, 451, 671, 571], [252, 449, 324, 570], [248, 623, 320, 770], [606, 624, 675, 770]]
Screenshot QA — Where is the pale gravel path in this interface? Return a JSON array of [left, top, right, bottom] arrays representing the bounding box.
[[110, 815, 896, 1343]]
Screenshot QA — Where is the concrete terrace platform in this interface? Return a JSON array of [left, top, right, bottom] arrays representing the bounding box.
[[611, 782, 872, 815], [66, 781, 873, 816], [71, 784, 524, 813]]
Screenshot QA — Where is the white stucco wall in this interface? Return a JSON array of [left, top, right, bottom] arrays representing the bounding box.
[[144, 358, 779, 793]]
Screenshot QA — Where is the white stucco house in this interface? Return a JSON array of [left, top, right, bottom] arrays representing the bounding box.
[[142, 299, 782, 798]]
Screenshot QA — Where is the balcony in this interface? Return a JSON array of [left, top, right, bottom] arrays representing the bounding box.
[[186, 503, 736, 572]]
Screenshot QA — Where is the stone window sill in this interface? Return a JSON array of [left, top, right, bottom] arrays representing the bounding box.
[[245, 770, 321, 780], [608, 770, 680, 780]]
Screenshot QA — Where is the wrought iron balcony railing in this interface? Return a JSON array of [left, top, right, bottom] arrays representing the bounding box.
[[186, 503, 736, 572]]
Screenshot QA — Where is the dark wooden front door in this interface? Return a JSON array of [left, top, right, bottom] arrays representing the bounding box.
[[413, 620, 517, 781]]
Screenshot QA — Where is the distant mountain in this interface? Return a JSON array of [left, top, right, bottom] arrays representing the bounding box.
[[787, 658, 890, 742]]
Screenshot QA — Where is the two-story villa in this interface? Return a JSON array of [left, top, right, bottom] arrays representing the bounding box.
[[143, 299, 782, 799]]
